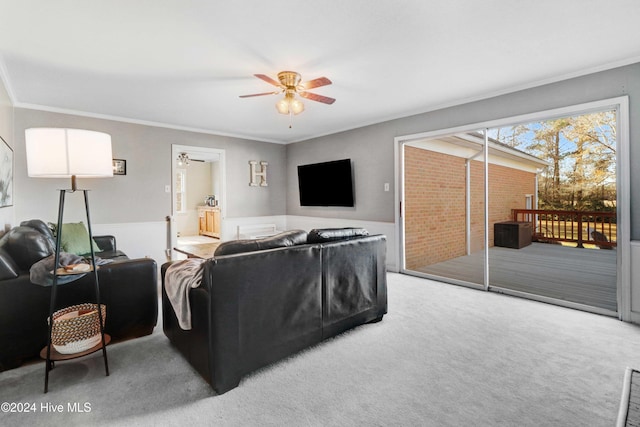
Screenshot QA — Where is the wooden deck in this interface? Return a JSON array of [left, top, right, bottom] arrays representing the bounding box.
[[414, 242, 617, 312]]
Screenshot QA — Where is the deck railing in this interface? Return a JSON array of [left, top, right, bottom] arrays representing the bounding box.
[[511, 209, 616, 248]]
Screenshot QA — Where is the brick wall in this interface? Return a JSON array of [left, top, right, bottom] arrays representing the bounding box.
[[404, 147, 466, 269], [405, 146, 535, 270]]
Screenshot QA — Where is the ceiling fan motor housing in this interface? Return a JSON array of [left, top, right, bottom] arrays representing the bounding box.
[[277, 71, 301, 89]]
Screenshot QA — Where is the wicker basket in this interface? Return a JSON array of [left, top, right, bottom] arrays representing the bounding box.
[[49, 303, 106, 354]]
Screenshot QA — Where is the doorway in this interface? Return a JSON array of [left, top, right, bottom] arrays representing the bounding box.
[[170, 144, 226, 259], [397, 97, 630, 319]]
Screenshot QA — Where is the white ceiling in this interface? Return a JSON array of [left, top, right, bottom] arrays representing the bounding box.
[[1, 1, 640, 144]]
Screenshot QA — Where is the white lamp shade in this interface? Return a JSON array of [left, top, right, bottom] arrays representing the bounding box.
[[25, 128, 113, 178]]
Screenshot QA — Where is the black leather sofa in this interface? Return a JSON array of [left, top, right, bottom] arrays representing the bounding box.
[[0, 220, 158, 371], [162, 228, 387, 394]]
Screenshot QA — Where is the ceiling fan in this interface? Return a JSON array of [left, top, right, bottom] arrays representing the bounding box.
[[239, 71, 335, 116], [177, 152, 204, 166]]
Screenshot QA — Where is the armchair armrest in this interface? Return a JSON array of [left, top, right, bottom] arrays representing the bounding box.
[[93, 235, 116, 252], [94, 258, 158, 338]]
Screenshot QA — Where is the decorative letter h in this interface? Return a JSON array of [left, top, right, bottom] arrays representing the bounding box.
[[249, 160, 268, 187]]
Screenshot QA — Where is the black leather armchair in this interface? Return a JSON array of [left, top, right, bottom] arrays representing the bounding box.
[[0, 220, 158, 371]]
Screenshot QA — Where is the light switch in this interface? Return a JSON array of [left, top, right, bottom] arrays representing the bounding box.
[[384, 183, 390, 192], [165, 185, 171, 193]]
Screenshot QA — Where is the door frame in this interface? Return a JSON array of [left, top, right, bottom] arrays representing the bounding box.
[[394, 96, 631, 320], [170, 144, 227, 258]]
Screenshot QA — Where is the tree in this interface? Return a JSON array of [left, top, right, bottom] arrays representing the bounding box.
[[529, 118, 571, 209], [493, 124, 530, 149], [563, 111, 616, 210], [490, 110, 616, 211]]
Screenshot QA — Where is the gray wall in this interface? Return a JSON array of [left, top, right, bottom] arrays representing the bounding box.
[[287, 62, 640, 239], [0, 77, 13, 232], [287, 123, 395, 222], [13, 108, 286, 225], [185, 161, 213, 212]]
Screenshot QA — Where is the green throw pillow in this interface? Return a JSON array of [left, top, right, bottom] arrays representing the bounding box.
[[60, 222, 101, 255]]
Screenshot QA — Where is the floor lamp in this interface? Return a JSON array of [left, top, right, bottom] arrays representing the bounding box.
[[25, 128, 113, 393]]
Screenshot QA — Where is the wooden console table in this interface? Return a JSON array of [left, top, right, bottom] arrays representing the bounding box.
[[173, 242, 221, 259]]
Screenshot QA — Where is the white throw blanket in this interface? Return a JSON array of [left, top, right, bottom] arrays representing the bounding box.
[[164, 259, 206, 330]]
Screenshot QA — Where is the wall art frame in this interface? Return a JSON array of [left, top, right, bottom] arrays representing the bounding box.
[[0, 135, 13, 208], [113, 159, 126, 176]]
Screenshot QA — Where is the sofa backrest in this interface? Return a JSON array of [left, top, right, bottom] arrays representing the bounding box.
[[214, 229, 308, 257], [20, 219, 56, 247], [307, 227, 369, 243], [213, 227, 373, 259], [0, 225, 54, 272]]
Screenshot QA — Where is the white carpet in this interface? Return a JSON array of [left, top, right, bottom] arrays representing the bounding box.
[[1, 272, 639, 426]]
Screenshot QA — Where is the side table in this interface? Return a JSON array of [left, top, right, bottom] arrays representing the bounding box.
[[42, 188, 110, 393]]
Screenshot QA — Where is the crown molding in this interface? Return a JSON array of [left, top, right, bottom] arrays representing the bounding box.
[[13, 102, 285, 145], [0, 54, 17, 105]]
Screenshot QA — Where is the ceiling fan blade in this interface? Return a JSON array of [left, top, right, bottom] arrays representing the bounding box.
[[239, 91, 280, 98], [299, 77, 332, 90], [299, 91, 336, 105], [254, 74, 282, 87]]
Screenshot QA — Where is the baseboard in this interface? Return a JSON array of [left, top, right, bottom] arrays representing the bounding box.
[[630, 241, 640, 316], [628, 311, 640, 325], [617, 367, 636, 427]]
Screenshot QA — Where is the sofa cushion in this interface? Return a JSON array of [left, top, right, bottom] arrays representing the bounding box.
[[59, 222, 101, 255], [215, 230, 308, 257], [2, 226, 54, 271], [307, 228, 369, 243]]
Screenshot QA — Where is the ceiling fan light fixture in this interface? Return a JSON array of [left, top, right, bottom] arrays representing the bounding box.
[[290, 98, 305, 115], [177, 152, 190, 166], [241, 71, 332, 121], [275, 93, 305, 115], [275, 97, 290, 115]]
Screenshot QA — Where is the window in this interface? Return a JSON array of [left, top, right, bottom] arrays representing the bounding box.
[[175, 169, 186, 213]]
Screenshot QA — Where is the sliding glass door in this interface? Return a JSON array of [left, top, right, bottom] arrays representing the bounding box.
[[486, 111, 618, 314], [400, 99, 626, 317], [402, 132, 486, 288]]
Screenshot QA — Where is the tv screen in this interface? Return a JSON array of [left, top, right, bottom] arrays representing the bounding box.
[[298, 159, 354, 207]]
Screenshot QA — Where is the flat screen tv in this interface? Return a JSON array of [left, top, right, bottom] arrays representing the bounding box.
[[298, 159, 354, 207]]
